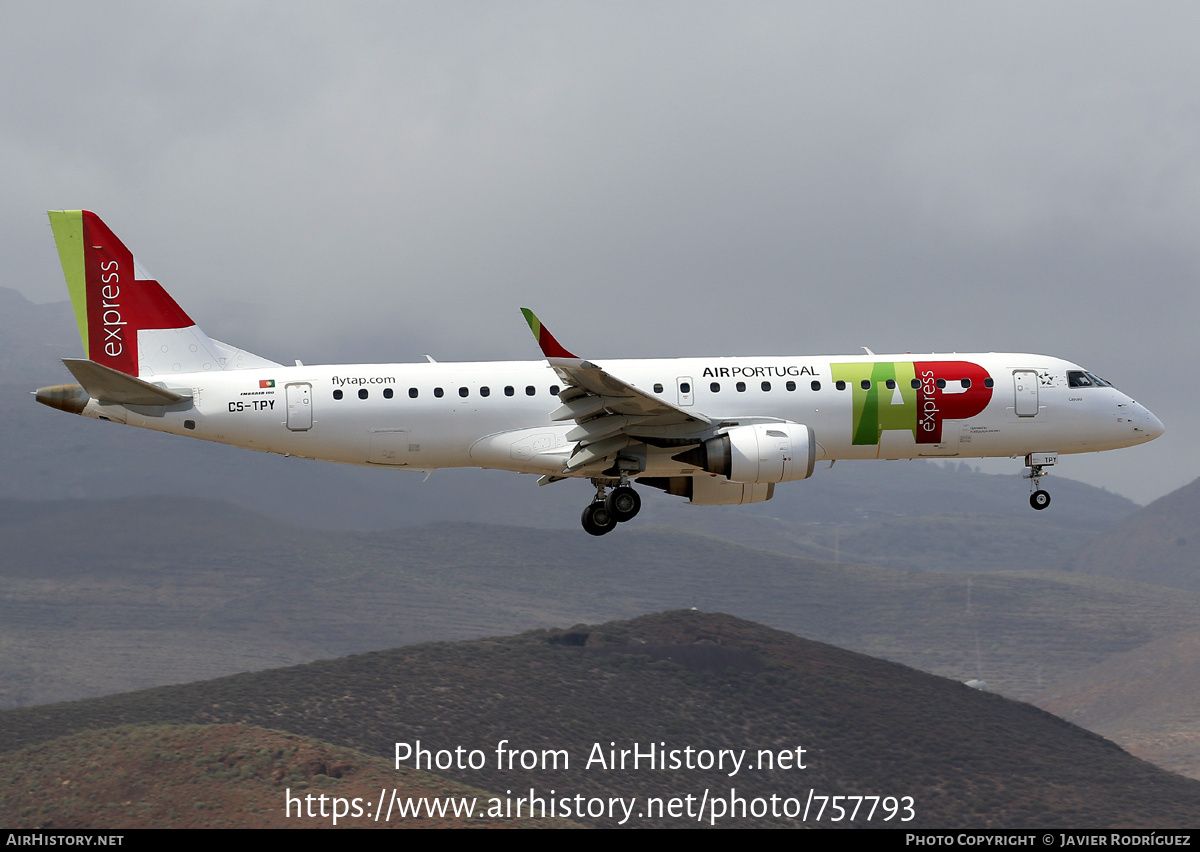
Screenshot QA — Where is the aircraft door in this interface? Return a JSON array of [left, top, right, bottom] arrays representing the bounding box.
[[285, 383, 313, 430], [677, 377, 694, 407], [1013, 371, 1039, 417]]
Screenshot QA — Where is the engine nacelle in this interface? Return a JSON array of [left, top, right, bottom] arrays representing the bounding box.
[[673, 423, 816, 484]]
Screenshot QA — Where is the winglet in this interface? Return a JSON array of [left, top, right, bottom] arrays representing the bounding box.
[[520, 308, 578, 359]]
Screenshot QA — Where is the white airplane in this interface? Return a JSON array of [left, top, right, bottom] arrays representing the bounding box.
[[36, 211, 1164, 535]]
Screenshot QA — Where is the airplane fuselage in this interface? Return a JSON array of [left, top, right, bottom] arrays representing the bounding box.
[[69, 352, 1160, 477]]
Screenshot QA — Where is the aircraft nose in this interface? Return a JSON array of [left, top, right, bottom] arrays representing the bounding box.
[[1137, 405, 1165, 440]]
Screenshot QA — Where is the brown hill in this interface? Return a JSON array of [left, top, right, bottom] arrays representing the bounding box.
[[0, 723, 568, 828], [3, 611, 1200, 828], [1034, 625, 1200, 780], [1065, 475, 1200, 591]]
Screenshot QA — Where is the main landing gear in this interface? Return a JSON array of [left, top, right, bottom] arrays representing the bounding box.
[[1024, 452, 1057, 511], [580, 478, 642, 536]]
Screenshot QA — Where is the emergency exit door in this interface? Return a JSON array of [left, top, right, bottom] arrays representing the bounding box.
[[1013, 371, 1039, 417], [286, 383, 312, 430]]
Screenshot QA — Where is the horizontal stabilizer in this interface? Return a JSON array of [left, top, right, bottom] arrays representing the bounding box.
[[62, 358, 189, 406]]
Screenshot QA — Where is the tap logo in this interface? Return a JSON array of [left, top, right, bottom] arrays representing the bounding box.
[[830, 361, 993, 445]]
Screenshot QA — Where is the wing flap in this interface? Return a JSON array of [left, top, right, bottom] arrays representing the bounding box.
[[566, 415, 654, 443], [550, 395, 621, 422], [549, 358, 710, 426], [563, 434, 634, 472]]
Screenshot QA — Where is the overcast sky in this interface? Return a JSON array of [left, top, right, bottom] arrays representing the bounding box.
[[2, 2, 1196, 504]]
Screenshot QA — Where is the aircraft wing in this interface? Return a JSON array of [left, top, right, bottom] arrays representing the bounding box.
[[522, 309, 711, 473]]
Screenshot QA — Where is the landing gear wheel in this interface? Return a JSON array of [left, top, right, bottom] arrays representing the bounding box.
[[581, 501, 618, 536], [1023, 454, 1056, 512], [606, 486, 641, 523]]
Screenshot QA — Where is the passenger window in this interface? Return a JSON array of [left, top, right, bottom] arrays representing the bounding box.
[[787, 381, 797, 391], [911, 379, 920, 389], [961, 379, 970, 389], [861, 380, 871, 390], [526, 386, 536, 396], [710, 382, 721, 393], [409, 388, 418, 398], [736, 381, 746, 392], [383, 388, 394, 399], [434, 387, 444, 398], [550, 385, 560, 395], [984, 378, 994, 389], [936, 378, 946, 389], [504, 386, 514, 396], [885, 379, 896, 390], [680, 382, 691, 394], [810, 381, 819, 391], [333, 389, 343, 400], [459, 387, 469, 398], [358, 389, 368, 399], [835, 380, 846, 391], [480, 386, 490, 397], [654, 383, 664, 393], [761, 381, 771, 392]]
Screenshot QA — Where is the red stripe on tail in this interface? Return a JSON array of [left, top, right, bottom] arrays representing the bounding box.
[[81, 211, 193, 376]]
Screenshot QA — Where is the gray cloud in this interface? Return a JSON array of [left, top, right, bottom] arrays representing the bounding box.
[[2, 2, 1194, 502]]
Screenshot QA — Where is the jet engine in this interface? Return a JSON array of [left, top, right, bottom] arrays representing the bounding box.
[[672, 422, 816, 484]]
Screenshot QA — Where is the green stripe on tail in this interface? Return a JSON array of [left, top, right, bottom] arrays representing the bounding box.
[[48, 210, 88, 356]]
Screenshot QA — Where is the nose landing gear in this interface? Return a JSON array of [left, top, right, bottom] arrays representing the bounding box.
[[1024, 452, 1057, 511], [580, 478, 642, 535]]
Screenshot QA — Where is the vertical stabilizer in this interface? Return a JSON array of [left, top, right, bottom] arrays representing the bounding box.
[[47, 211, 279, 377]]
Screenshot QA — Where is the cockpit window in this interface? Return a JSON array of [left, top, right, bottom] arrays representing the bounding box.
[[1068, 371, 1113, 389]]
